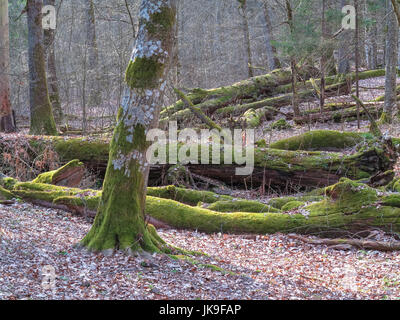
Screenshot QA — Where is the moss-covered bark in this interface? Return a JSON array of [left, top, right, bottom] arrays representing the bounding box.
[[32, 159, 84, 187], [162, 69, 385, 123], [160, 65, 318, 119], [0, 130, 396, 190], [5, 176, 400, 236], [27, 0, 57, 136], [80, 0, 177, 254], [269, 130, 370, 151]]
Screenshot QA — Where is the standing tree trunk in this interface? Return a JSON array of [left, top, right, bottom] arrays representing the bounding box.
[[381, 0, 399, 123], [81, 0, 177, 253], [285, 0, 300, 117], [319, 0, 326, 111], [43, 0, 63, 126], [238, 0, 254, 78], [262, 1, 280, 70], [338, 0, 350, 74], [0, 0, 16, 132], [27, 0, 57, 136], [82, 0, 99, 133]]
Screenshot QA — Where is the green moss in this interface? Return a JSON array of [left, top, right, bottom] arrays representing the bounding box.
[[0, 186, 13, 200], [147, 185, 232, 206], [0, 177, 18, 190], [242, 109, 261, 128], [146, 5, 176, 38], [281, 201, 305, 211], [269, 130, 365, 151], [7, 177, 400, 236], [325, 178, 378, 213], [378, 112, 392, 125], [207, 200, 280, 213], [268, 195, 324, 209], [381, 194, 400, 208], [268, 119, 292, 131], [53, 138, 109, 163], [125, 58, 165, 90], [32, 159, 83, 185], [146, 196, 307, 234]]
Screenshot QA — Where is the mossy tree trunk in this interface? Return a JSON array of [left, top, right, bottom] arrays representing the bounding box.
[[27, 0, 57, 136], [81, 0, 177, 253], [0, 0, 16, 133]]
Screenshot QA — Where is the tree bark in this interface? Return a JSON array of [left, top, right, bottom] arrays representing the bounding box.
[[0, 0, 16, 133], [80, 0, 177, 253], [262, 1, 280, 70], [338, 0, 350, 74], [43, 0, 63, 126], [238, 0, 254, 78], [381, 0, 399, 123], [27, 0, 57, 135], [82, 0, 99, 133]]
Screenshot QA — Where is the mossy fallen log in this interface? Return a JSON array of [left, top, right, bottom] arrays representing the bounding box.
[[205, 200, 280, 213], [32, 159, 85, 187], [269, 130, 371, 151], [0, 185, 13, 200], [0, 132, 396, 190], [162, 69, 385, 123], [161, 65, 318, 119], [187, 81, 350, 121], [294, 103, 384, 125], [3, 175, 400, 237]]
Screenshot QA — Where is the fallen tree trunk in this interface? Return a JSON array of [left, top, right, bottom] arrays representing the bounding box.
[[3, 174, 400, 239], [160, 65, 318, 119], [161, 69, 385, 123], [288, 234, 400, 251], [294, 103, 384, 125], [0, 132, 396, 190], [172, 80, 351, 122]]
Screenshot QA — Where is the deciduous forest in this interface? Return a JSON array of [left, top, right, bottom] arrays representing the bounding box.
[[2, 0, 400, 301]]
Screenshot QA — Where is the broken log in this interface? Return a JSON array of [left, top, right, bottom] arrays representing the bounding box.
[[160, 65, 319, 119], [288, 234, 400, 251], [0, 132, 397, 190], [3, 174, 400, 239], [162, 69, 386, 123]]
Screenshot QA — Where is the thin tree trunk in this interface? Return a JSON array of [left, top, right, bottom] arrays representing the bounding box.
[[43, 0, 63, 126], [262, 1, 280, 70], [239, 0, 254, 78], [381, 0, 399, 123], [355, 0, 360, 128], [0, 0, 16, 132], [82, 0, 99, 133], [81, 0, 177, 253], [27, 0, 57, 135], [338, 0, 350, 74], [285, 0, 299, 117], [320, 0, 326, 111]]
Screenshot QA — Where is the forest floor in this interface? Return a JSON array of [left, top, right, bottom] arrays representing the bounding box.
[[2, 76, 400, 300], [1, 200, 400, 300]]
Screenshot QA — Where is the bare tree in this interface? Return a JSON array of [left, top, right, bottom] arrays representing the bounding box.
[[0, 0, 16, 132], [381, 0, 399, 123], [238, 0, 254, 77], [44, 0, 63, 126], [27, 0, 57, 135]]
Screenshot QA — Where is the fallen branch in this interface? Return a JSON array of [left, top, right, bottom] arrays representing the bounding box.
[[288, 234, 400, 251]]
